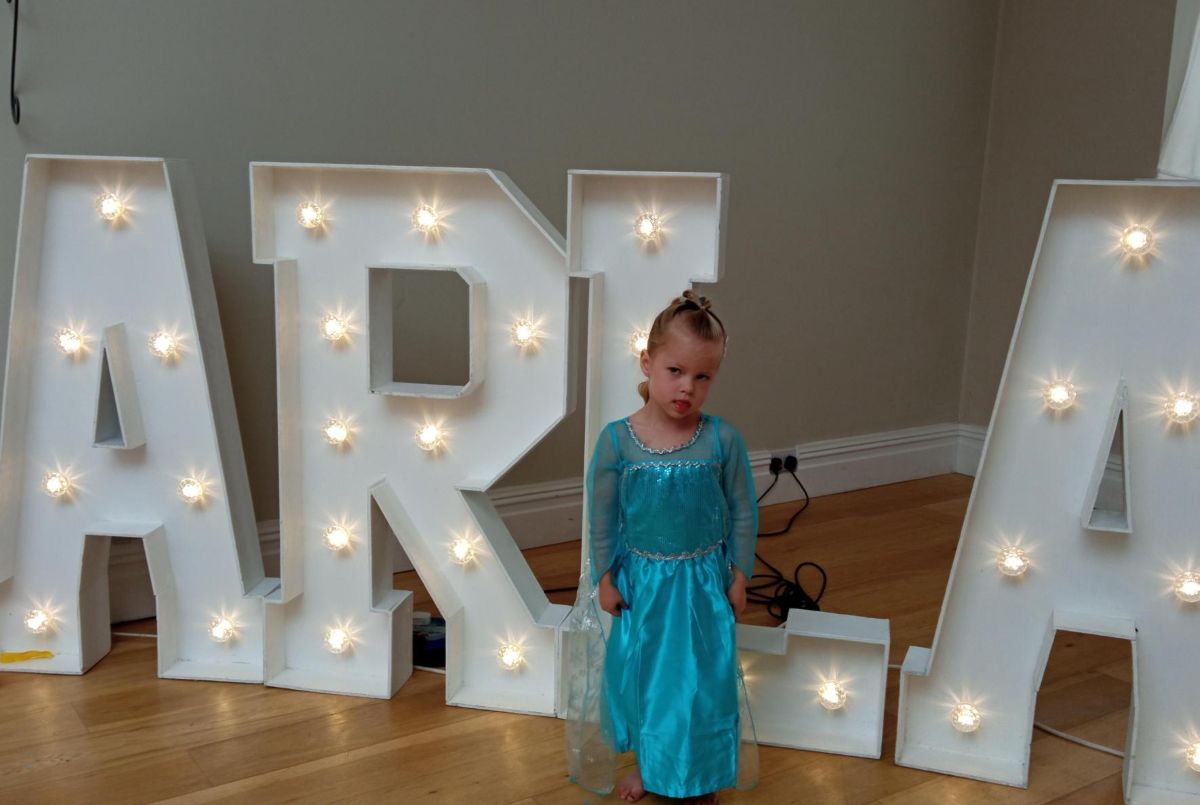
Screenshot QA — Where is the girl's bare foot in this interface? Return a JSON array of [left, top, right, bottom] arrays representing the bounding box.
[[615, 769, 645, 802]]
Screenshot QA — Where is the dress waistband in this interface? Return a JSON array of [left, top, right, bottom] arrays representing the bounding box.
[[627, 541, 723, 561]]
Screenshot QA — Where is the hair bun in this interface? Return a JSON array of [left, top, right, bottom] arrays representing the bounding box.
[[679, 289, 712, 311]]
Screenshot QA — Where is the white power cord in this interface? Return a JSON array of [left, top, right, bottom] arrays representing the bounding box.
[[884, 664, 1124, 757]]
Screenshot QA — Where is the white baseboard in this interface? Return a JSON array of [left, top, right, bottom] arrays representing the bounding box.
[[110, 422, 988, 620], [954, 424, 987, 477]]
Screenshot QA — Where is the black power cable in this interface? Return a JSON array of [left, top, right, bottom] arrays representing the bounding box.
[[745, 456, 825, 619], [7, 0, 18, 125]]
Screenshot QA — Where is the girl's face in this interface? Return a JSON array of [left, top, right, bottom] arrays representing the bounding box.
[[639, 324, 725, 421]]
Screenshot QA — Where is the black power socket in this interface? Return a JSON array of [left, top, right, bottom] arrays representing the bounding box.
[[769, 455, 798, 476]]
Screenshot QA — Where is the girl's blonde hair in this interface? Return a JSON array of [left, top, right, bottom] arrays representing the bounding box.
[[637, 289, 728, 403]]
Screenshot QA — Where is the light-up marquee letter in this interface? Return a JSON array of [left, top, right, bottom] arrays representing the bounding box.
[[561, 171, 892, 760], [897, 181, 1200, 803], [251, 163, 571, 709], [0, 156, 268, 681]]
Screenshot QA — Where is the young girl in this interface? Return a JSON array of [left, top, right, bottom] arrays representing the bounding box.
[[565, 290, 759, 804]]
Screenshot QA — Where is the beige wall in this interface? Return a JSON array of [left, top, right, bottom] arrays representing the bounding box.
[[0, 3, 1173, 521], [958, 0, 1177, 426]]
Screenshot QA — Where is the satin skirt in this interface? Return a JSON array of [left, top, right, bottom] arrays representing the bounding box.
[[602, 547, 758, 798]]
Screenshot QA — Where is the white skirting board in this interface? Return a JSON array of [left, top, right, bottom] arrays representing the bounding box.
[[109, 421, 988, 621]]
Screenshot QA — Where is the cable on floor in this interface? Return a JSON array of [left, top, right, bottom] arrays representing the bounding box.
[[1033, 721, 1124, 758], [747, 459, 824, 620]]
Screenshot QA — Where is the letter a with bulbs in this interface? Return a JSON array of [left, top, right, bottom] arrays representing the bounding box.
[[0, 156, 269, 681], [896, 181, 1200, 803]]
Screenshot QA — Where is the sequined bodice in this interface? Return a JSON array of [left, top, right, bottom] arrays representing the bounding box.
[[586, 410, 759, 586], [619, 459, 726, 557], [615, 416, 727, 557]]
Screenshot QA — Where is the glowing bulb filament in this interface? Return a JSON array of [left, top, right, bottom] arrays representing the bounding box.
[[1119, 224, 1154, 258], [209, 618, 236, 643], [1042, 380, 1077, 411], [1187, 741, 1200, 773], [178, 477, 206, 504], [634, 212, 662, 242], [630, 329, 649, 356], [148, 331, 180, 359], [449, 537, 476, 565], [1166, 393, 1199, 425], [55, 328, 83, 355], [24, 609, 51, 634], [511, 318, 539, 348], [320, 314, 350, 342], [415, 424, 444, 452], [498, 643, 524, 670], [412, 204, 440, 234], [42, 471, 71, 498], [323, 525, 352, 552], [296, 201, 324, 229], [323, 419, 350, 445], [817, 680, 847, 710], [1175, 571, 1200, 604], [325, 627, 352, 654], [96, 193, 125, 222], [996, 547, 1030, 577], [950, 703, 981, 733]]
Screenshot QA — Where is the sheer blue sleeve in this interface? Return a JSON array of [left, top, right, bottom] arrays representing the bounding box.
[[586, 423, 623, 586], [720, 422, 758, 581]]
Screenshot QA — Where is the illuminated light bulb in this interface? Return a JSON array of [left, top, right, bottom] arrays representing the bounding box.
[[296, 201, 324, 229], [498, 643, 524, 670], [411, 204, 440, 234], [42, 471, 71, 498], [510, 318, 539, 348], [1187, 741, 1200, 773], [633, 212, 662, 242], [55, 328, 83, 355], [1165, 393, 1199, 425], [817, 680, 847, 711], [1119, 224, 1154, 258], [323, 525, 352, 552], [415, 423, 444, 452], [630, 329, 649, 356], [148, 331, 180, 359], [24, 609, 52, 634], [1175, 571, 1200, 604], [322, 418, 350, 446], [96, 193, 125, 222], [209, 617, 236, 643], [996, 547, 1030, 577], [448, 537, 476, 565], [319, 314, 350, 342], [177, 477, 206, 504], [324, 627, 352, 654], [1042, 380, 1077, 411], [950, 703, 982, 733]]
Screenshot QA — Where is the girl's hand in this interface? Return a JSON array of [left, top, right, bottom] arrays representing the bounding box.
[[727, 567, 748, 619], [598, 571, 627, 617]]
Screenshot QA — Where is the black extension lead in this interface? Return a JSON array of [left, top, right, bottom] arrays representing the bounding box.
[[745, 455, 826, 620]]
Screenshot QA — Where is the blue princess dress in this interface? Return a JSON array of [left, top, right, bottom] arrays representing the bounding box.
[[564, 411, 760, 798]]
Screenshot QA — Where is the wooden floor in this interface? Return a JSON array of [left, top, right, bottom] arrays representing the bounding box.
[[0, 474, 1133, 803]]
